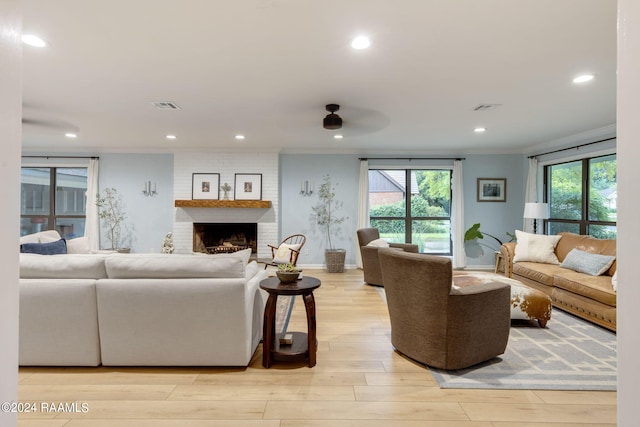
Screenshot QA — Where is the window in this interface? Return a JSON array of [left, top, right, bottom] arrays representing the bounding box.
[[21, 167, 88, 239], [544, 154, 616, 238], [369, 169, 452, 254]]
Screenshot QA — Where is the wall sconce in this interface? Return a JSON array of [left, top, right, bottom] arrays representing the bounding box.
[[300, 180, 314, 196], [142, 180, 157, 197]]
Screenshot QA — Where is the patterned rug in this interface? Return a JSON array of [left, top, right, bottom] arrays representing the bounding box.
[[429, 309, 617, 390]]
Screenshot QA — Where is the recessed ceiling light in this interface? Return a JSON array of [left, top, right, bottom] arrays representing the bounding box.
[[334, 135, 343, 139], [235, 135, 245, 140], [573, 74, 595, 84], [351, 35, 371, 50], [22, 34, 46, 47], [474, 127, 486, 133], [166, 134, 177, 140], [64, 133, 77, 138]]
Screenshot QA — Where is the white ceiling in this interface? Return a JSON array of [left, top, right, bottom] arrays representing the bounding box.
[[21, 0, 617, 155]]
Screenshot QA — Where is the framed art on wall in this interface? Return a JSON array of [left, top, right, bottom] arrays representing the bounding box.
[[234, 173, 262, 200], [477, 178, 506, 202], [192, 173, 220, 200]]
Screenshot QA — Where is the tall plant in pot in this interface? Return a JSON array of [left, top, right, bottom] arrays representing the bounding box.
[[96, 187, 132, 252], [312, 174, 348, 273]]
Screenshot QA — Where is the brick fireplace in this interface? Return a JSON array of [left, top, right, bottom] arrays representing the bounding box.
[[172, 151, 278, 258], [193, 222, 257, 254]]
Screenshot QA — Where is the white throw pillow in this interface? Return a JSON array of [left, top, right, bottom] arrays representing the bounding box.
[[612, 271, 618, 292], [366, 238, 390, 248], [66, 236, 91, 254], [273, 243, 301, 264], [19, 230, 62, 245], [513, 230, 562, 264]]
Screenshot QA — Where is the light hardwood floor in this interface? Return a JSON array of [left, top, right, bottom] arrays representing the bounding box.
[[18, 268, 616, 426]]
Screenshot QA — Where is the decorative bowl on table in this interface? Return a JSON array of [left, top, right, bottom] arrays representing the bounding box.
[[276, 271, 301, 283]]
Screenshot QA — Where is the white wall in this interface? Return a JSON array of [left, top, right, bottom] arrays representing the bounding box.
[[173, 151, 279, 259], [0, 1, 21, 425], [617, 0, 640, 424]]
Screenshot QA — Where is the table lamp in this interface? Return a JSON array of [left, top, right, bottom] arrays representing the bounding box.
[[523, 202, 549, 234]]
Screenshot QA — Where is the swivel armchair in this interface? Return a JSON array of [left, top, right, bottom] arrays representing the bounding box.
[[378, 248, 511, 370], [357, 228, 418, 286]]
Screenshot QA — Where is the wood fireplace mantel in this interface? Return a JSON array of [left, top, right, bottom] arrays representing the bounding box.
[[174, 200, 271, 209]]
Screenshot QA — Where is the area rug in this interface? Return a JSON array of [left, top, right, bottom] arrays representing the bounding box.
[[429, 309, 617, 390], [275, 295, 295, 334]]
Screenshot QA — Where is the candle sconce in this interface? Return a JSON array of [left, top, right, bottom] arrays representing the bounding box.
[[300, 180, 314, 196], [142, 180, 157, 197]]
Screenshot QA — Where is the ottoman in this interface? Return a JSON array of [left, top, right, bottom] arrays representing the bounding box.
[[453, 271, 552, 327]]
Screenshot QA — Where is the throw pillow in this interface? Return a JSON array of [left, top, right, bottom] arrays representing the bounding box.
[[513, 230, 562, 264], [20, 239, 67, 255], [612, 271, 618, 292], [273, 243, 301, 264], [366, 238, 390, 248], [66, 236, 91, 254], [560, 248, 616, 276], [19, 229, 62, 245]]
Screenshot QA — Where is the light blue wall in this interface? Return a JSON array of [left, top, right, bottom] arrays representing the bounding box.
[[280, 154, 360, 266], [98, 153, 174, 253], [462, 154, 526, 266], [280, 153, 526, 267]]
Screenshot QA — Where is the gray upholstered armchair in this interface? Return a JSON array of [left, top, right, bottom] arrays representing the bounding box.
[[357, 228, 419, 287], [378, 248, 511, 370]]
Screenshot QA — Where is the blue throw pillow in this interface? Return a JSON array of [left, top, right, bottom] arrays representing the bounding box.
[[20, 239, 67, 255], [560, 248, 615, 276]]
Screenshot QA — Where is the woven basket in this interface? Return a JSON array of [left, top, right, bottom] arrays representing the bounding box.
[[325, 249, 346, 273]]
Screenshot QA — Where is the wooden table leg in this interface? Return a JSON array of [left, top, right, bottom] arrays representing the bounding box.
[[303, 291, 317, 367], [262, 293, 278, 368]]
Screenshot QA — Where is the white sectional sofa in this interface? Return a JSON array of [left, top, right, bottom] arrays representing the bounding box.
[[19, 250, 268, 367]]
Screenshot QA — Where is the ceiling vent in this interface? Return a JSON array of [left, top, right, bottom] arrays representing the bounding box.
[[152, 101, 180, 110], [473, 104, 502, 111]]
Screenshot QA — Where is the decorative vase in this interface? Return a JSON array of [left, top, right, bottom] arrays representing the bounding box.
[[276, 271, 300, 283], [325, 249, 346, 273]]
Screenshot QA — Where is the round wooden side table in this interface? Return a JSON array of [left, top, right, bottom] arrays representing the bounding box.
[[260, 276, 321, 368]]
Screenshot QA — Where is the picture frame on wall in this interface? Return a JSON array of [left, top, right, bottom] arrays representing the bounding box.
[[192, 173, 220, 200], [234, 173, 262, 200], [477, 178, 507, 202]]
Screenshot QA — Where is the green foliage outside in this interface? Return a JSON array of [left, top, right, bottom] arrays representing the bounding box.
[[549, 156, 616, 239], [370, 170, 452, 252]]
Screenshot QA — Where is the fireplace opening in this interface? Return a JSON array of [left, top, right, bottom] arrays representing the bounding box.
[[193, 223, 257, 254]]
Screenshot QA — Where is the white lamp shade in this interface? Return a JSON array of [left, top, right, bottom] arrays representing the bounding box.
[[523, 202, 549, 219]]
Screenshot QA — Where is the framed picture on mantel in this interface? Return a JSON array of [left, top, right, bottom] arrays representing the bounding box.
[[234, 173, 262, 200], [192, 173, 220, 200], [477, 178, 506, 202]]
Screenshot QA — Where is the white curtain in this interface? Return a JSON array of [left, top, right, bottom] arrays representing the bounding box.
[[452, 160, 466, 269], [356, 159, 370, 268], [523, 157, 538, 233], [85, 158, 100, 251]]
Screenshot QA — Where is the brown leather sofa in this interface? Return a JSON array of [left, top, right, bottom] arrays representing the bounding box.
[[378, 248, 511, 370], [500, 232, 616, 331], [357, 228, 419, 286]]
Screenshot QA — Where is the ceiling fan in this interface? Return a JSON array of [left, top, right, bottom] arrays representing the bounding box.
[[21, 116, 78, 134], [323, 104, 342, 130]]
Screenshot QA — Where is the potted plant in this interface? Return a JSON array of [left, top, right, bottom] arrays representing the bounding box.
[[312, 174, 348, 273], [96, 187, 132, 252], [276, 263, 301, 283], [463, 223, 515, 258]]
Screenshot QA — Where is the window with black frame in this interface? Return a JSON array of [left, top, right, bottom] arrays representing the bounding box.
[[20, 167, 88, 239], [544, 154, 616, 239], [368, 169, 452, 254]]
